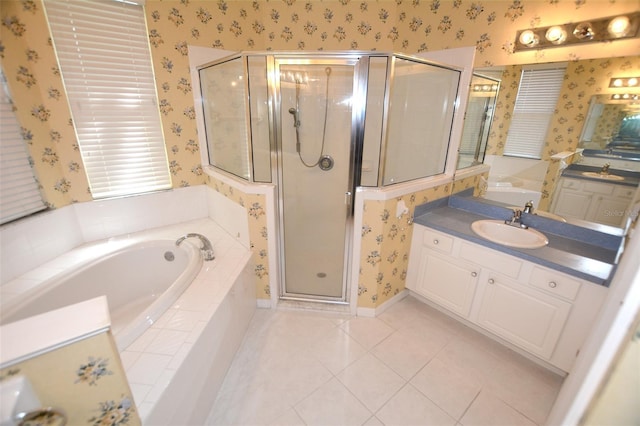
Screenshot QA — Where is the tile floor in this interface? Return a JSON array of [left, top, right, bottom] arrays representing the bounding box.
[[206, 295, 564, 426]]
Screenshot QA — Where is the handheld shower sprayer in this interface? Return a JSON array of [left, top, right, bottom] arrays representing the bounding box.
[[288, 107, 300, 128], [289, 107, 301, 153]]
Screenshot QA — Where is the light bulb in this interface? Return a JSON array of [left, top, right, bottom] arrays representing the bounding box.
[[518, 30, 539, 47], [545, 26, 567, 44], [628, 77, 638, 87], [607, 16, 630, 38], [612, 78, 624, 87]]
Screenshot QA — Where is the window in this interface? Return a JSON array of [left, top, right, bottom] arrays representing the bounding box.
[[45, 0, 171, 199], [504, 66, 566, 159], [0, 70, 47, 225]]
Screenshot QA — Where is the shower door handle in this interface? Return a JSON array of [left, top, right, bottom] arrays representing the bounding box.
[[345, 191, 352, 206]]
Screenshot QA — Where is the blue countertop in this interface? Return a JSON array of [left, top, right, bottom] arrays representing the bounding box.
[[561, 163, 640, 187], [413, 193, 623, 286]]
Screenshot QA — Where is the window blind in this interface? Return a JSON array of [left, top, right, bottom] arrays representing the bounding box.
[[45, 0, 171, 199], [504, 67, 566, 159], [0, 72, 47, 224]]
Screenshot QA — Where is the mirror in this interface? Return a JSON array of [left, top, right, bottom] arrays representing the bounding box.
[[579, 94, 640, 154], [456, 73, 500, 170], [454, 57, 640, 232]]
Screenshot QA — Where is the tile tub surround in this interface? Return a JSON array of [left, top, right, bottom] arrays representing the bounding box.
[[413, 193, 622, 285], [208, 295, 562, 425], [1, 218, 256, 425]]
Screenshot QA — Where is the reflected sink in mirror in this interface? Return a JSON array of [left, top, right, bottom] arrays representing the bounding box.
[[580, 171, 625, 181], [471, 220, 549, 249]]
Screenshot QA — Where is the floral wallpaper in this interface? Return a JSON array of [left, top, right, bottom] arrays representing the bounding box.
[[0, 0, 92, 208], [205, 175, 270, 298], [0, 332, 139, 426]]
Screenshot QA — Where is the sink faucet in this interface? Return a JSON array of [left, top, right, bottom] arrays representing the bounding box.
[[506, 209, 529, 229], [523, 200, 534, 214], [600, 163, 610, 175], [176, 233, 215, 261]]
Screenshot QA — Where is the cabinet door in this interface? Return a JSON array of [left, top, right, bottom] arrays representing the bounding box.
[[475, 272, 572, 359], [587, 195, 630, 227], [552, 188, 592, 220], [414, 249, 479, 318]]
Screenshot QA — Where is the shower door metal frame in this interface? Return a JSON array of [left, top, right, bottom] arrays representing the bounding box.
[[268, 53, 368, 304]]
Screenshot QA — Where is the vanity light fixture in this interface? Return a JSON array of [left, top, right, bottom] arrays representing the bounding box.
[[611, 93, 639, 101], [609, 76, 640, 88], [514, 11, 640, 52]]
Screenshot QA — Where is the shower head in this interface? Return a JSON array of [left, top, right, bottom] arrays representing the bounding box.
[[325, 67, 332, 75], [288, 107, 297, 114]]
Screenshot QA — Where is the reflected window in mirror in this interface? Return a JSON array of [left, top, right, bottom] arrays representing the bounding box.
[[503, 65, 566, 159], [457, 74, 500, 170]]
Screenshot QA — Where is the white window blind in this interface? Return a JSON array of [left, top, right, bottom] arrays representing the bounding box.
[[504, 67, 566, 159], [0, 71, 47, 224], [45, 0, 171, 199]]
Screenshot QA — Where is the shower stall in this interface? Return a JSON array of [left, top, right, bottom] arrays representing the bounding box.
[[196, 51, 462, 305]]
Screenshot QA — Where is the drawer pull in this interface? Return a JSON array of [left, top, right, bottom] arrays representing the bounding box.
[[548, 281, 557, 288], [488, 278, 495, 284], [433, 239, 439, 245], [471, 271, 477, 277]]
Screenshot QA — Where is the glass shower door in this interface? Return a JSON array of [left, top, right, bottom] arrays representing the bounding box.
[[277, 59, 356, 301]]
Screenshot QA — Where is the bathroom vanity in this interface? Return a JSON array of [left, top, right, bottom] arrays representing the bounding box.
[[407, 195, 618, 373], [550, 163, 640, 227]]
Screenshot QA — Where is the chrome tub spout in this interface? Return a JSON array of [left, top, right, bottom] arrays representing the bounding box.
[[176, 233, 215, 261]]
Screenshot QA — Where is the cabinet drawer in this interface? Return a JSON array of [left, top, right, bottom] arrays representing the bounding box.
[[422, 228, 454, 254], [583, 181, 615, 195], [613, 185, 635, 199], [562, 178, 582, 190], [459, 242, 522, 278], [529, 267, 581, 300]]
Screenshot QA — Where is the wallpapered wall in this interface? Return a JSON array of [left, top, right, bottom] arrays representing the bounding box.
[[0, 332, 140, 425], [486, 55, 640, 210], [1, 0, 638, 305]]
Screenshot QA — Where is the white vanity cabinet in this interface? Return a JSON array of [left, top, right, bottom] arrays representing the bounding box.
[[408, 228, 479, 318], [551, 177, 634, 227], [407, 224, 608, 372]]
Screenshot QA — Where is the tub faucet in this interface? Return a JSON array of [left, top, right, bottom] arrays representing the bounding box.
[[601, 163, 610, 175], [176, 233, 215, 261]]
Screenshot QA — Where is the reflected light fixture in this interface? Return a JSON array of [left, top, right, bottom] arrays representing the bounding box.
[[609, 76, 640, 88], [514, 11, 640, 51], [611, 93, 640, 101]]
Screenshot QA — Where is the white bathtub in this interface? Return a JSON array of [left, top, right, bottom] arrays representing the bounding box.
[[483, 186, 542, 206], [0, 218, 256, 425], [0, 240, 202, 351]]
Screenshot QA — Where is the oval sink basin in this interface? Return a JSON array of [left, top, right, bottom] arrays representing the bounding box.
[[581, 171, 624, 181], [471, 220, 549, 249]]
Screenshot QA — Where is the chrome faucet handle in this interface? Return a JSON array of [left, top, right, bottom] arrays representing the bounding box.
[[202, 249, 215, 261], [523, 200, 534, 214]]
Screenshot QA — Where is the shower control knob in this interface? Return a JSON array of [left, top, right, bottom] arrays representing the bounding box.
[[471, 272, 477, 277], [488, 278, 495, 284], [319, 155, 334, 171], [548, 281, 557, 288], [433, 239, 439, 245]]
